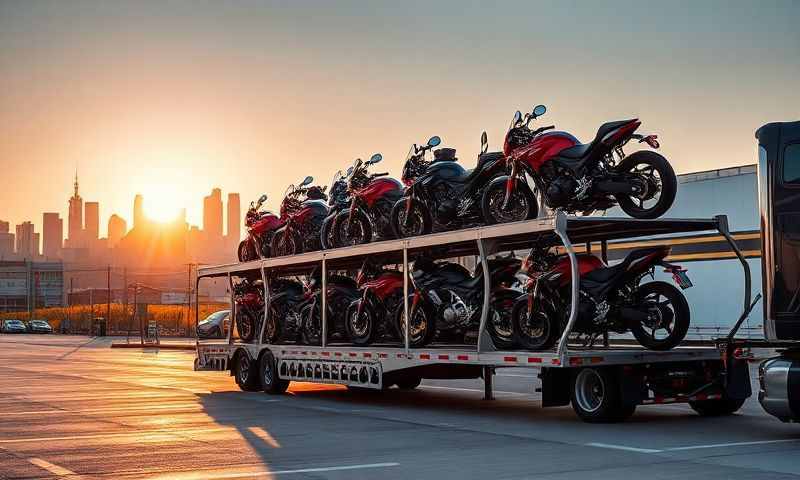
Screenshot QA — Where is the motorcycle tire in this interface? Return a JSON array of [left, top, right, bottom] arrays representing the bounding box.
[[320, 213, 337, 250], [334, 209, 373, 248], [299, 302, 322, 346], [263, 303, 284, 344], [390, 198, 432, 239], [346, 300, 376, 346], [238, 240, 258, 262], [482, 176, 539, 225], [630, 281, 690, 351], [395, 296, 436, 347], [511, 296, 557, 351], [615, 151, 677, 219], [486, 294, 517, 350], [270, 228, 302, 257], [236, 310, 256, 343]]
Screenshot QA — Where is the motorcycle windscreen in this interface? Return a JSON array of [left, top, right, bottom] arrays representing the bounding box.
[[758, 121, 800, 340]]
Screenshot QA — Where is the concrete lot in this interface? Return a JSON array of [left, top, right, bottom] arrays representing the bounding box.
[[1, 335, 799, 479]]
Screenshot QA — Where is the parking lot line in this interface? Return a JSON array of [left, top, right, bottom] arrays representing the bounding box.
[[665, 439, 800, 451], [164, 462, 402, 479], [28, 458, 81, 478], [586, 442, 663, 453]]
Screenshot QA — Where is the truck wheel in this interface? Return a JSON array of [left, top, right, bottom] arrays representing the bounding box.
[[260, 351, 289, 394], [395, 376, 422, 390], [571, 367, 635, 423], [234, 351, 260, 392], [689, 397, 745, 417]]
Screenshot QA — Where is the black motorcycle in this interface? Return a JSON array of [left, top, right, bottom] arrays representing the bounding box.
[[403, 255, 522, 348], [390, 133, 507, 238], [346, 257, 405, 346], [512, 243, 692, 351], [270, 176, 329, 257], [320, 166, 353, 250], [232, 278, 264, 343], [298, 268, 360, 345]]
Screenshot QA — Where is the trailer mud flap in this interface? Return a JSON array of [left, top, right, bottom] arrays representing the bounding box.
[[540, 367, 571, 407], [725, 358, 753, 400]]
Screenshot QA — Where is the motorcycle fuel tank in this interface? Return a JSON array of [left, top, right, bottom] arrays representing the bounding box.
[[521, 131, 580, 171], [251, 212, 282, 235], [295, 199, 329, 222], [357, 178, 404, 207], [421, 161, 468, 184], [552, 254, 605, 287]]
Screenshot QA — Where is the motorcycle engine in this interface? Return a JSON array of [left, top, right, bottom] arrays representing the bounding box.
[[433, 185, 458, 220], [546, 176, 577, 208], [441, 291, 474, 328]]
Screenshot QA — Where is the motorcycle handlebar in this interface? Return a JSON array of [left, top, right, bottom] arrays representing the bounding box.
[[373, 172, 389, 177]]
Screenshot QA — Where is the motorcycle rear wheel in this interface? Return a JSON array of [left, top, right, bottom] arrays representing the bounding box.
[[482, 176, 539, 225], [631, 281, 690, 351], [334, 209, 373, 248], [390, 198, 432, 238], [615, 151, 677, 219]]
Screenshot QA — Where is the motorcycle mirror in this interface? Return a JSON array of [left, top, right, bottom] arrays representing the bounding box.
[[368, 153, 382, 165], [480, 131, 488, 154], [532, 104, 546, 117], [300, 176, 313, 187], [428, 136, 441, 147], [258, 194, 268, 203], [346, 166, 354, 175], [513, 111, 522, 125]]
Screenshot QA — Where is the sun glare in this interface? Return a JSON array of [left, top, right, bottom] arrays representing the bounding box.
[[141, 185, 184, 223]]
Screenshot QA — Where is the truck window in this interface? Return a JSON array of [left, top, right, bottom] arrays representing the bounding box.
[[783, 143, 800, 184]]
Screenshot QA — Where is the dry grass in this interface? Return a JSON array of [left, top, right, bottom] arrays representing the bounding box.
[[0, 303, 227, 335]]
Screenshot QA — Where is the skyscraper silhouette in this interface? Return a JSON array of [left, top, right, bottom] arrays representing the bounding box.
[[133, 194, 145, 228], [42, 212, 63, 259], [67, 172, 83, 247], [203, 188, 223, 240], [227, 192, 240, 246], [107, 214, 127, 248], [84, 202, 99, 242]]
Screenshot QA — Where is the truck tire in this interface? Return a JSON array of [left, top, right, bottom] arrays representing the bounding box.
[[259, 351, 289, 394], [689, 397, 745, 417], [234, 351, 260, 392], [395, 376, 422, 390], [571, 367, 636, 423]]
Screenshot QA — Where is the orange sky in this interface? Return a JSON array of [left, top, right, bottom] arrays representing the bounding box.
[[1, 1, 797, 238]]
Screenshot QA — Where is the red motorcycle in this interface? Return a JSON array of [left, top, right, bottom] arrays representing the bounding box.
[[232, 278, 264, 343], [333, 154, 404, 247], [512, 243, 692, 351], [482, 104, 677, 223], [346, 257, 405, 346], [238, 194, 283, 262], [270, 176, 329, 257]]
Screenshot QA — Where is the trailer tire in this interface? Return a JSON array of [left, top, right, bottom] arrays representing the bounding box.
[[395, 376, 422, 390], [234, 351, 260, 392], [259, 351, 289, 394], [689, 397, 745, 417], [571, 367, 635, 423]]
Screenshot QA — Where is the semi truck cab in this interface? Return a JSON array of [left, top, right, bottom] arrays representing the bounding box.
[[756, 120, 800, 421]]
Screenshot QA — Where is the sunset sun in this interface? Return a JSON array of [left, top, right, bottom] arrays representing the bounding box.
[[141, 185, 184, 223]]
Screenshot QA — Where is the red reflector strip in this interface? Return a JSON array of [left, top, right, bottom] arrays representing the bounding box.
[[457, 355, 469, 361], [321, 351, 330, 356], [363, 353, 372, 358], [438, 354, 449, 360], [504, 356, 517, 363], [590, 357, 603, 364], [569, 358, 583, 366], [379, 353, 388, 358], [551, 358, 561, 365], [348, 352, 357, 357], [419, 354, 431, 360], [397, 353, 405, 358], [334, 352, 342, 357], [527, 357, 542, 364]]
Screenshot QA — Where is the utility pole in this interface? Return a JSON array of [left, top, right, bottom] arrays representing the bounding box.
[[123, 267, 128, 337], [106, 265, 111, 332], [187, 263, 193, 337]]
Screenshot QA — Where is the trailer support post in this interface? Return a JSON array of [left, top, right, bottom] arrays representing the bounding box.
[[403, 247, 410, 356], [227, 273, 235, 345], [321, 257, 327, 348], [476, 238, 494, 353], [483, 366, 494, 400], [259, 266, 269, 345], [554, 214, 578, 364]]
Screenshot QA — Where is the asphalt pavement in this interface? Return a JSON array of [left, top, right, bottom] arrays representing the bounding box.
[[1, 334, 799, 479]]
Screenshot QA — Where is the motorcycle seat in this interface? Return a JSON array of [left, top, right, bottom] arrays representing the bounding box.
[[558, 120, 637, 160], [582, 246, 665, 283], [452, 152, 504, 184]]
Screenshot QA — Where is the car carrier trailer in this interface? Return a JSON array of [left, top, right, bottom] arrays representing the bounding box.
[[194, 211, 755, 422]]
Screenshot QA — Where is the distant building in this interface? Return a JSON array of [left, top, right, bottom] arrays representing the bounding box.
[[107, 214, 127, 248], [0, 260, 63, 313], [0, 221, 13, 259], [84, 201, 99, 242], [133, 194, 145, 229], [67, 172, 83, 248], [226, 192, 241, 247], [15, 222, 38, 259], [203, 188, 223, 240], [42, 213, 63, 259]]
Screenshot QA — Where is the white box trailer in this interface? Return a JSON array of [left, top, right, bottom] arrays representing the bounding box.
[[194, 213, 755, 422]]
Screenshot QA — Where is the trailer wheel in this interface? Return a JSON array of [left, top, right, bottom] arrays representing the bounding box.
[[571, 368, 635, 423], [689, 397, 745, 417], [395, 376, 422, 390], [259, 351, 289, 394], [234, 351, 260, 392]]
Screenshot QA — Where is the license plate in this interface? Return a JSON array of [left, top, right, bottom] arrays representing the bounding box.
[[671, 269, 693, 289]]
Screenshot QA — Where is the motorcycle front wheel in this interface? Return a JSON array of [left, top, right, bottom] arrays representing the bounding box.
[[482, 176, 539, 225], [238, 240, 257, 262], [236, 310, 256, 343], [395, 297, 435, 347], [320, 213, 337, 250], [270, 229, 302, 257], [390, 198, 432, 238], [486, 297, 516, 350], [615, 151, 677, 219], [334, 209, 373, 247], [631, 281, 690, 351], [346, 300, 376, 346], [511, 297, 557, 351], [299, 303, 322, 346]]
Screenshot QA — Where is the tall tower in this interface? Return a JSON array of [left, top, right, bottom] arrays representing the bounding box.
[[227, 192, 241, 246], [133, 194, 144, 228], [67, 171, 83, 247], [203, 188, 223, 239], [84, 202, 99, 241], [42, 213, 63, 259], [107, 214, 127, 247], [15, 221, 38, 258]]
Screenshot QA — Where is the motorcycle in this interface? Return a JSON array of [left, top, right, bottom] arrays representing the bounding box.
[[512, 243, 692, 351], [391, 133, 507, 238], [403, 254, 522, 348], [298, 267, 360, 345], [320, 166, 354, 250], [482, 104, 677, 224], [270, 176, 329, 257], [232, 278, 264, 343], [233, 275, 308, 344], [346, 257, 405, 346], [333, 154, 404, 247], [238, 194, 282, 262]]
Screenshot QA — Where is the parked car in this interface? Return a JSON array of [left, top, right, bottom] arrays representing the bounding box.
[[26, 319, 53, 334], [2, 319, 27, 333], [197, 310, 230, 339]]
